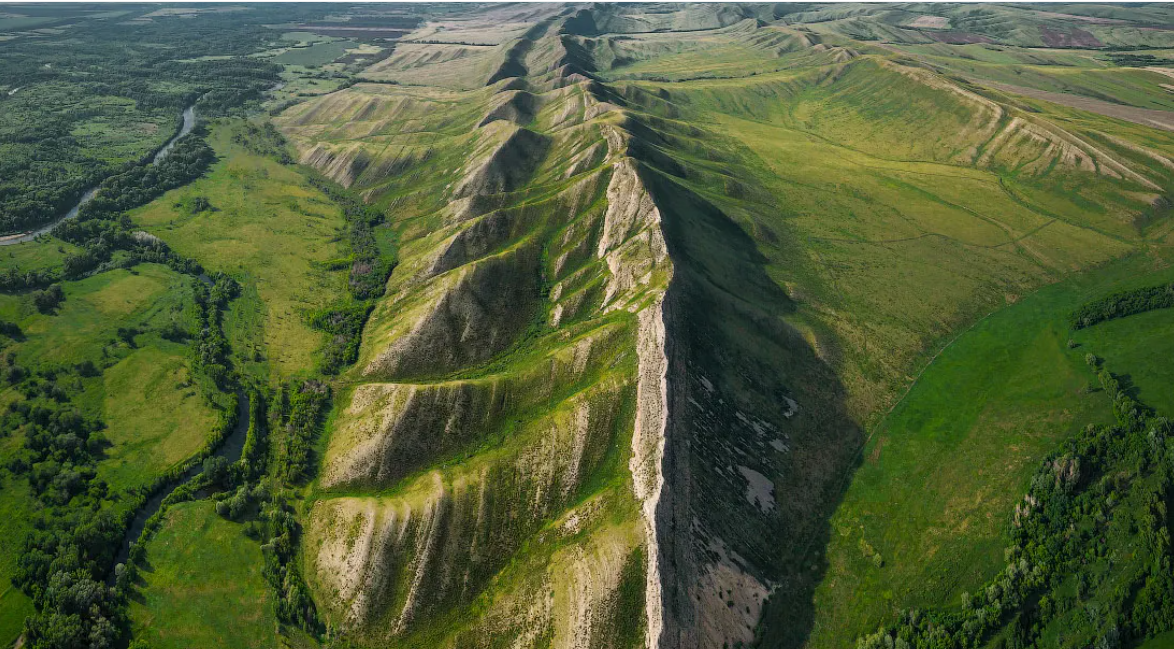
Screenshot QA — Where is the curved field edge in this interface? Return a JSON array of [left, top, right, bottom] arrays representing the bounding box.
[[0, 263, 230, 646], [128, 120, 350, 382], [128, 500, 279, 649], [799, 249, 1174, 649]]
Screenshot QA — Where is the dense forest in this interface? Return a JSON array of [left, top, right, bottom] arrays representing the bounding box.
[[0, 5, 331, 233]]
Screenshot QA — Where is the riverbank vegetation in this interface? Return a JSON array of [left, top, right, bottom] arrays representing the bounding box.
[[129, 120, 354, 380], [0, 262, 237, 648], [0, 5, 321, 234], [120, 118, 393, 645]]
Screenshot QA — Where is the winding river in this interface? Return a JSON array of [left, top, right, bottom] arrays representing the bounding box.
[[0, 104, 197, 246], [108, 390, 251, 581]]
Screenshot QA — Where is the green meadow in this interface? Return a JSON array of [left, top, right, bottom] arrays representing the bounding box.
[[1071, 304, 1174, 418], [130, 120, 348, 382], [274, 39, 352, 67], [0, 440, 34, 643], [96, 346, 219, 491], [802, 251, 1174, 648], [0, 264, 182, 367], [0, 237, 80, 273], [129, 500, 278, 649], [1142, 630, 1174, 649], [0, 265, 222, 645]]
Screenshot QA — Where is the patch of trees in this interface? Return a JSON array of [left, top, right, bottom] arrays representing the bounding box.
[[309, 302, 374, 375], [63, 250, 100, 279], [306, 177, 395, 374], [272, 380, 331, 485], [310, 176, 394, 299], [262, 500, 321, 632], [0, 320, 22, 339], [201, 387, 323, 635], [15, 507, 128, 649], [240, 391, 268, 480], [260, 383, 327, 632], [1071, 283, 1174, 329], [187, 196, 215, 214], [232, 122, 294, 164], [0, 363, 129, 649], [1109, 53, 1174, 67], [0, 266, 56, 292], [192, 273, 239, 388], [32, 285, 64, 314], [857, 358, 1174, 649], [4, 400, 107, 506]]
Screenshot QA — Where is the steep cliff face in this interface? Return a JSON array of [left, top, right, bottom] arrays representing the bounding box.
[[274, 5, 1174, 648], [286, 21, 680, 645]]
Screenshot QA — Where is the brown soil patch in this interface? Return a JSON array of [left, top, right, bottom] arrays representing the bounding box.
[[1030, 10, 1129, 25], [908, 16, 949, 29], [1039, 25, 1103, 48], [987, 81, 1174, 132]]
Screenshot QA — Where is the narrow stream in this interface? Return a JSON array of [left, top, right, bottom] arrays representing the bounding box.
[[109, 389, 250, 580], [0, 103, 198, 246], [151, 105, 196, 165]]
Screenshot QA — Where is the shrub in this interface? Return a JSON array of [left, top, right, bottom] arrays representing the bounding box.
[[32, 284, 64, 314]]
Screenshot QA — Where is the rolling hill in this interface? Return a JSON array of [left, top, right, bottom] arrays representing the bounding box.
[[271, 3, 1174, 648], [4, 4, 1174, 649]]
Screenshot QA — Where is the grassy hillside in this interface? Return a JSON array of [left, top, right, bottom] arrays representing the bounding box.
[[801, 251, 1174, 648], [270, 6, 1174, 648], [281, 72, 666, 646], [6, 4, 1174, 648]]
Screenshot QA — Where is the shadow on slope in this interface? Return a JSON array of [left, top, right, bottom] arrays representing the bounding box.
[[641, 164, 863, 648]]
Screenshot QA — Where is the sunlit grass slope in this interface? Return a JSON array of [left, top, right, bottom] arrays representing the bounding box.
[[803, 251, 1174, 649], [277, 17, 674, 645], [587, 21, 1174, 646], [272, 5, 1174, 648]]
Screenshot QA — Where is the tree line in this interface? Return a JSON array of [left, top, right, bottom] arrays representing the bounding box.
[[1070, 282, 1174, 329], [306, 175, 396, 375], [857, 353, 1174, 649]]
